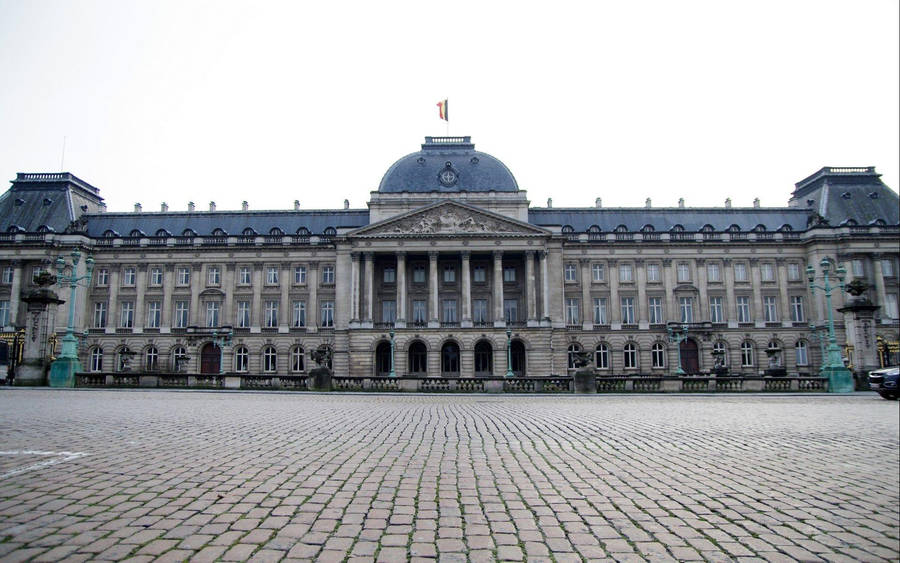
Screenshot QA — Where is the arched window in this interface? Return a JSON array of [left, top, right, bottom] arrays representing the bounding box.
[[510, 340, 526, 376], [408, 341, 427, 374], [567, 343, 582, 370], [269, 227, 284, 236], [441, 342, 460, 375], [595, 343, 609, 369], [242, 227, 257, 236], [753, 224, 767, 232], [727, 224, 741, 232], [641, 224, 655, 233], [116, 347, 132, 372], [129, 229, 144, 237], [778, 224, 793, 232], [36, 225, 52, 233], [741, 341, 754, 367], [670, 224, 684, 232], [291, 346, 305, 373], [234, 346, 249, 372], [263, 346, 277, 372], [374, 342, 391, 376], [182, 229, 197, 237], [89, 347, 103, 372], [172, 346, 188, 371], [295, 227, 311, 242], [155, 229, 171, 237], [561, 225, 576, 240], [614, 225, 628, 233], [145, 346, 159, 371], [623, 343, 637, 369], [322, 227, 337, 241], [103, 229, 118, 238], [700, 224, 715, 233], [795, 340, 809, 366], [587, 225, 602, 240], [474, 340, 493, 375], [211, 228, 227, 236], [651, 342, 666, 368]]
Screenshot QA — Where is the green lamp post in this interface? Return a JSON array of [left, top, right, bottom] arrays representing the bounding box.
[[389, 329, 397, 378], [666, 323, 690, 375], [806, 258, 854, 392], [49, 249, 94, 387], [505, 327, 514, 377]]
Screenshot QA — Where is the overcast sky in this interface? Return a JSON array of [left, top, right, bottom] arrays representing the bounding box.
[[0, 0, 897, 213]]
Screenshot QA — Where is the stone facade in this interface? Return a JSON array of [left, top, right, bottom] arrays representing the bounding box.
[[0, 137, 898, 380]]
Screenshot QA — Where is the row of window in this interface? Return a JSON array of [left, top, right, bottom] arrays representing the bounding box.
[[92, 299, 335, 329], [91, 265, 335, 288], [87, 344, 312, 373], [379, 264, 519, 284], [569, 340, 811, 370], [562, 295, 811, 325]]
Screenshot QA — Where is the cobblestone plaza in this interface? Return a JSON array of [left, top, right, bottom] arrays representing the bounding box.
[[0, 390, 897, 562]]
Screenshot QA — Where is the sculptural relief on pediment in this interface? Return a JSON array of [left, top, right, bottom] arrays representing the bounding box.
[[361, 205, 540, 236]]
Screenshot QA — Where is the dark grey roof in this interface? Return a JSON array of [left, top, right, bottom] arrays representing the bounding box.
[[378, 136, 519, 193], [791, 167, 899, 226], [528, 208, 811, 232], [83, 210, 370, 237], [0, 173, 105, 233]]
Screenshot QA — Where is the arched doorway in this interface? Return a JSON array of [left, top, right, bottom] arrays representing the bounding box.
[[680, 338, 699, 374], [441, 342, 460, 376], [408, 341, 427, 375], [511, 340, 526, 376], [375, 341, 392, 376], [200, 343, 221, 374], [474, 340, 493, 376]]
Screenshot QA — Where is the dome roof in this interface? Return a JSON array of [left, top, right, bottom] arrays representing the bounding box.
[[378, 136, 519, 193]]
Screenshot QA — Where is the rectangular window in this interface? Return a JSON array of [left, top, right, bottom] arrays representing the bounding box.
[[593, 297, 607, 325], [123, 267, 136, 286], [647, 263, 660, 283], [149, 267, 163, 286], [0, 300, 8, 326], [737, 296, 751, 323], [503, 299, 518, 323], [177, 267, 191, 286], [174, 301, 189, 328], [564, 263, 577, 282], [443, 265, 456, 283], [207, 266, 220, 286], [619, 264, 633, 282], [734, 263, 748, 282], [382, 300, 396, 323], [320, 301, 334, 327], [592, 263, 605, 282], [884, 294, 899, 320], [383, 267, 396, 284], [96, 268, 109, 286], [707, 263, 721, 282], [239, 266, 251, 285], [292, 300, 306, 327], [852, 259, 865, 277], [120, 301, 134, 328], [412, 300, 427, 324], [294, 266, 307, 285], [648, 297, 663, 324], [322, 265, 335, 284], [442, 299, 457, 323], [146, 301, 161, 328], [790, 296, 805, 322], [882, 259, 895, 277], [761, 263, 775, 282], [93, 302, 107, 328], [677, 263, 690, 283], [565, 298, 580, 325], [679, 297, 693, 323], [206, 302, 220, 327], [503, 266, 516, 283], [764, 296, 778, 322], [473, 299, 488, 323], [1, 267, 13, 284], [621, 297, 635, 324], [788, 263, 801, 281], [473, 266, 486, 283], [413, 265, 426, 283], [264, 300, 278, 328], [266, 267, 279, 285], [709, 297, 724, 323], [237, 301, 251, 328]]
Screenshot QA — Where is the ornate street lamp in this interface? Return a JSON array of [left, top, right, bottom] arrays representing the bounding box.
[[505, 327, 514, 378], [49, 249, 94, 387], [210, 326, 233, 375], [807, 258, 854, 392], [389, 329, 397, 378], [666, 323, 690, 375]]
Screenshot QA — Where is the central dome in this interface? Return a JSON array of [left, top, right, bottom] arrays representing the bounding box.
[[378, 136, 519, 193]]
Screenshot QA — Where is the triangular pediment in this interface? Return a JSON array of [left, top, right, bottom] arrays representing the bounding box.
[[349, 201, 548, 237]]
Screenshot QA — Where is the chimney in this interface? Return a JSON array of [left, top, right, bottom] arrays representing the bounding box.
[[294, 200, 300, 211], [188, 202, 195, 212], [344, 199, 350, 209], [678, 198, 685, 208], [645, 198, 651, 208], [161, 202, 168, 212], [209, 201, 216, 212], [242, 201, 249, 211], [134, 203, 142, 213], [595, 198, 602, 208], [753, 198, 760, 208], [725, 198, 732, 209], [547, 198, 552, 208]]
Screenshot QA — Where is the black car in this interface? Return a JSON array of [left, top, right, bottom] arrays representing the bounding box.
[[869, 367, 899, 400]]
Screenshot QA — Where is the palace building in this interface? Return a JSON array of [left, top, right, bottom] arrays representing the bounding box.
[[0, 136, 898, 382]]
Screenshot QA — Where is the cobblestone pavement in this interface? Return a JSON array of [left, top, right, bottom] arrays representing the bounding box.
[[0, 390, 897, 562]]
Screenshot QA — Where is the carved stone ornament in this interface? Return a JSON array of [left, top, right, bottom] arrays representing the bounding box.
[[360, 203, 542, 236]]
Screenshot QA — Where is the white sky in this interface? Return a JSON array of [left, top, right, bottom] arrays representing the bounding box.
[[0, 0, 897, 213]]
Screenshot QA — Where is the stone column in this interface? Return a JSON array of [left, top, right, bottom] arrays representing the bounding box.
[[251, 265, 263, 331], [134, 265, 146, 332], [396, 252, 407, 327], [873, 257, 888, 322], [9, 261, 22, 326], [777, 259, 791, 327], [190, 265, 201, 326], [696, 259, 708, 322], [428, 252, 439, 327], [105, 269, 119, 334], [609, 260, 620, 327], [460, 251, 471, 328], [663, 259, 675, 321], [750, 259, 764, 327], [493, 251, 505, 327], [307, 262, 318, 333], [526, 251, 537, 326], [350, 253, 360, 323], [364, 253, 374, 325], [636, 259, 648, 329], [540, 251, 550, 323], [580, 258, 592, 330], [161, 265, 173, 331], [223, 264, 235, 325], [280, 263, 290, 332], [724, 258, 738, 328]]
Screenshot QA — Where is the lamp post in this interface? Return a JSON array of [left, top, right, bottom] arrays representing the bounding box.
[[49, 249, 94, 387], [505, 327, 514, 377], [666, 323, 689, 375], [807, 258, 854, 392], [388, 329, 397, 377], [210, 326, 233, 375]]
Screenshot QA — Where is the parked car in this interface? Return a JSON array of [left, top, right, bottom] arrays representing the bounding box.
[[868, 366, 899, 400]]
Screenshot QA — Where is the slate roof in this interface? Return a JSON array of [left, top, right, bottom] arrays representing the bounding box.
[[0, 172, 104, 233], [791, 167, 900, 226], [378, 136, 519, 193], [528, 208, 811, 232]]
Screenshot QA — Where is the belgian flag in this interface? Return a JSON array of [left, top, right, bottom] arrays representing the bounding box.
[[437, 99, 448, 121]]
